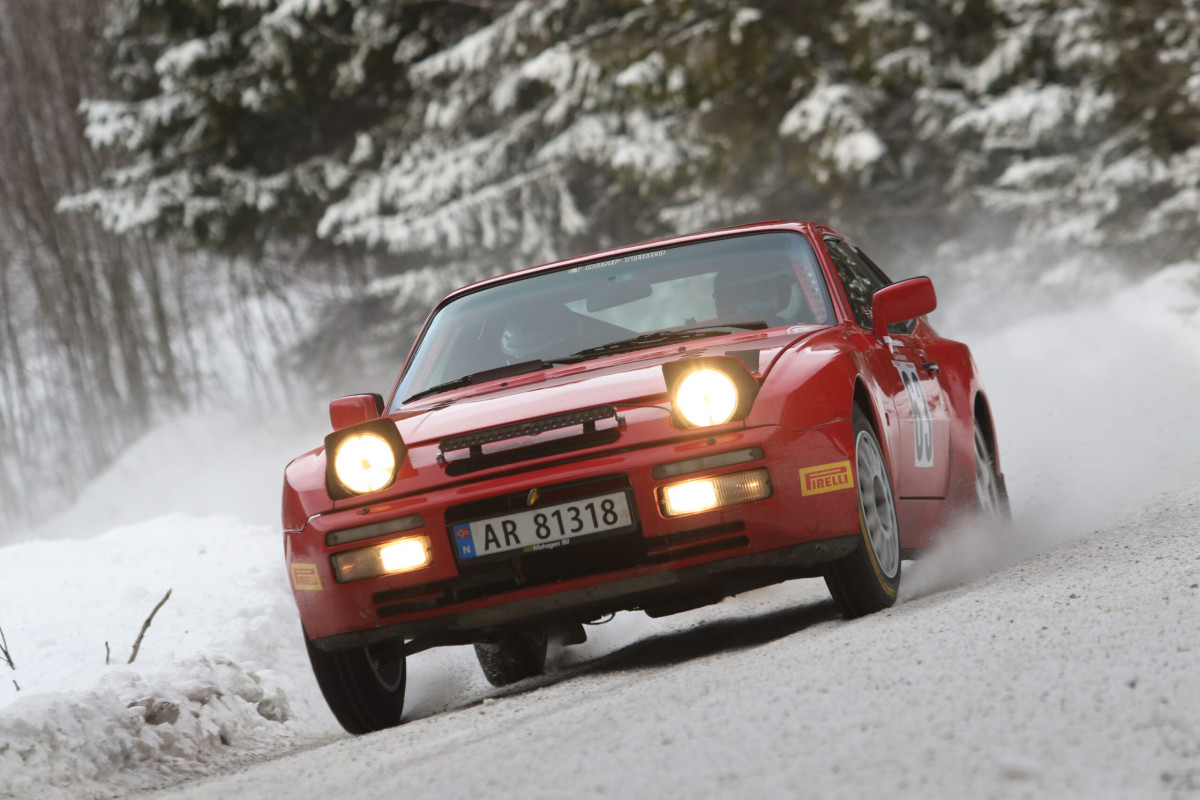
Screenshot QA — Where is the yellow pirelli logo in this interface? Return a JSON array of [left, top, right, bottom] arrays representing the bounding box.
[[290, 563, 323, 591], [799, 461, 854, 496]]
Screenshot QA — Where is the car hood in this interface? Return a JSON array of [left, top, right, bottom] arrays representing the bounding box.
[[390, 327, 822, 446]]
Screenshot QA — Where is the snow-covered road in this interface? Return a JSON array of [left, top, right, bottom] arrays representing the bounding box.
[[140, 488, 1200, 800], [2, 264, 1199, 799]]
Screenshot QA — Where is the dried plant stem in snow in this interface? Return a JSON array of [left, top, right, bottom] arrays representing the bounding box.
[[0, 623, 13, 670], [128, 589, 172, 665]]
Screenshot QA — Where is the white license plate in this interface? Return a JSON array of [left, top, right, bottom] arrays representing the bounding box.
[[451, 491, 634, 561]]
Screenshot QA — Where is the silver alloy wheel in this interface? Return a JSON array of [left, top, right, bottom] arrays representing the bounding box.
[[974, 423, 1001, 515], [855, 428, 900, 579]]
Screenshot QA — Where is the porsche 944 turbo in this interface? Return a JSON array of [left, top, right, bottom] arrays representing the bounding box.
[[282, 220, 1008, 733]]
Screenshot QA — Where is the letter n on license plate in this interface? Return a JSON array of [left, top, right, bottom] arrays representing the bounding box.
[[452, 491, 635, 561]]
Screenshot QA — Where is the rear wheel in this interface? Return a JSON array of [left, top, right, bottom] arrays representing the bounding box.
[[305, 633, 406, 734], [973, 420, 1010, 519], [473, 629, 549, 687], [824, 405, 901, 619]]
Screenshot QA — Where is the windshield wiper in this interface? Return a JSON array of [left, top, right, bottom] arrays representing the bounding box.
[[403, 358, 571, 404], [566, 321, 768, 361], [403, 322, 768, 403]]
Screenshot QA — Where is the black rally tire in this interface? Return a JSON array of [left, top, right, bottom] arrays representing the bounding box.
[[473, 629, 549, 687], [823, 404, 902, 619], [305, 633, 406, 735]]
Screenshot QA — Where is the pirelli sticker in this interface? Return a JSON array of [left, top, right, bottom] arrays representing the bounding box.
[[799, 461, 854, 496], [290, 563, 323, 591]]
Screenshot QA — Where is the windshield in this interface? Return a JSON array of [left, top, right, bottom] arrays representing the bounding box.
[[392, 232, 833, 407]]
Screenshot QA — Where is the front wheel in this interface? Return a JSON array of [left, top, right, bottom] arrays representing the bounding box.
[[473, 629, 548, 687], [305, 633, 406, 735], [824, 405, 901, 619]]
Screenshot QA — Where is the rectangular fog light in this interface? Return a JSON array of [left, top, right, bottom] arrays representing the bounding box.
[[331, 535, 432, 583], [659, 468, 772, 518]]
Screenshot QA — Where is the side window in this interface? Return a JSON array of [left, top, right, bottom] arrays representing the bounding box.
[[824, 238, 886, 329]]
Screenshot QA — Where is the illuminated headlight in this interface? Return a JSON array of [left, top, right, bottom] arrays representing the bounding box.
[[331, 536, 432, 583], [332, 432, 397, 494], [659, 468, 772, 517], [663, 357, 759, 429], [673, 369, 739, 427]]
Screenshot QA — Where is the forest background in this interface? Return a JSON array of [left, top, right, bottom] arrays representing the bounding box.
[[2, 0, 1198, 539]]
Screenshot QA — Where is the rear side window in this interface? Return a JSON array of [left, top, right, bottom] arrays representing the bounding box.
[[824, 238, 888, 329]]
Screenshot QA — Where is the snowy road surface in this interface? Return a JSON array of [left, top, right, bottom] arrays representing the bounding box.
[[2, 266, 1199, 799], [144, 491, 1200, 800]]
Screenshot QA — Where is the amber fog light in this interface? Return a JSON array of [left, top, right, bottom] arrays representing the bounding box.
[[659, 468, 772, 517], [332, 536, 432, 583]]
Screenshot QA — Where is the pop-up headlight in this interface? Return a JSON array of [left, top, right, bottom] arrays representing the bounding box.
[[663, 357, 759, 428], [325, 420, 407, 499]]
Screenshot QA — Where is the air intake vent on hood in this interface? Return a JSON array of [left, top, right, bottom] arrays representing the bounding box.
[[438, 405, 622, 476], [440, 405, 617, 456]]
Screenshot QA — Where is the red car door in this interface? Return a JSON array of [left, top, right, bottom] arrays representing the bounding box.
[[875, 326, 950, 498], [823, 237, 950, 498]]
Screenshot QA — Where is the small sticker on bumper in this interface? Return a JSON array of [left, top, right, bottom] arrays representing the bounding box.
[[799, 461, 854, 496], [453, 523, 477, 559], [290, 563, 323, 591]]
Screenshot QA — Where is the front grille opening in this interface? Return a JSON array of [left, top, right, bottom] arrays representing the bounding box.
[[644, 523, 747, 563], [373, 582, 450, 618]]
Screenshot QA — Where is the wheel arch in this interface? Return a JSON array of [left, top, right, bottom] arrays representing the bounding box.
[[852, 376, 900, 479], [852, 378, 879, 431]]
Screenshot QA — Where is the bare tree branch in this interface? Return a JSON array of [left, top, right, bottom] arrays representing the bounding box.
[[127, 589, 171, 665]]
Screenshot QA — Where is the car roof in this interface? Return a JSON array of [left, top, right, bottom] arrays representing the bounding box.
[[440, 220, 827, 303]]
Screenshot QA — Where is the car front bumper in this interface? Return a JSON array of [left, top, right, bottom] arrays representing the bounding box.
[[288, 421, 860, 648]]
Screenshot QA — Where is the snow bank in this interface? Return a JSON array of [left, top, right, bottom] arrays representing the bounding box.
[[0, 415, 338, 799], [0, 511, 337, 798], [1, 658, 305, 800]]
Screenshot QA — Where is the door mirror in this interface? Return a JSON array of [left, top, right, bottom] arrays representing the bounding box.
[[329, 393, 384, 431], [871, 277, 936, 339]]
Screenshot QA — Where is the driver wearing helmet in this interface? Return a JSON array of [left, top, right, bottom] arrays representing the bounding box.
[[499, 302, 585, 363], [711, 265, 797, 327]]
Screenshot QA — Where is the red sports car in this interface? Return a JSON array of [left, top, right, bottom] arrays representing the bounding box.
[[282, 220, 1007, 733]]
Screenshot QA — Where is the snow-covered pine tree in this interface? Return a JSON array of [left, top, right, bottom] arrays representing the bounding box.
[[68, 0, 1200, 381], [63, 0, 497, 258]]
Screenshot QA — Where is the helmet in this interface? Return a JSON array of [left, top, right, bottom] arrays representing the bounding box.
[[712, 266, 795, 322], [500, 304, 578, 362]]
